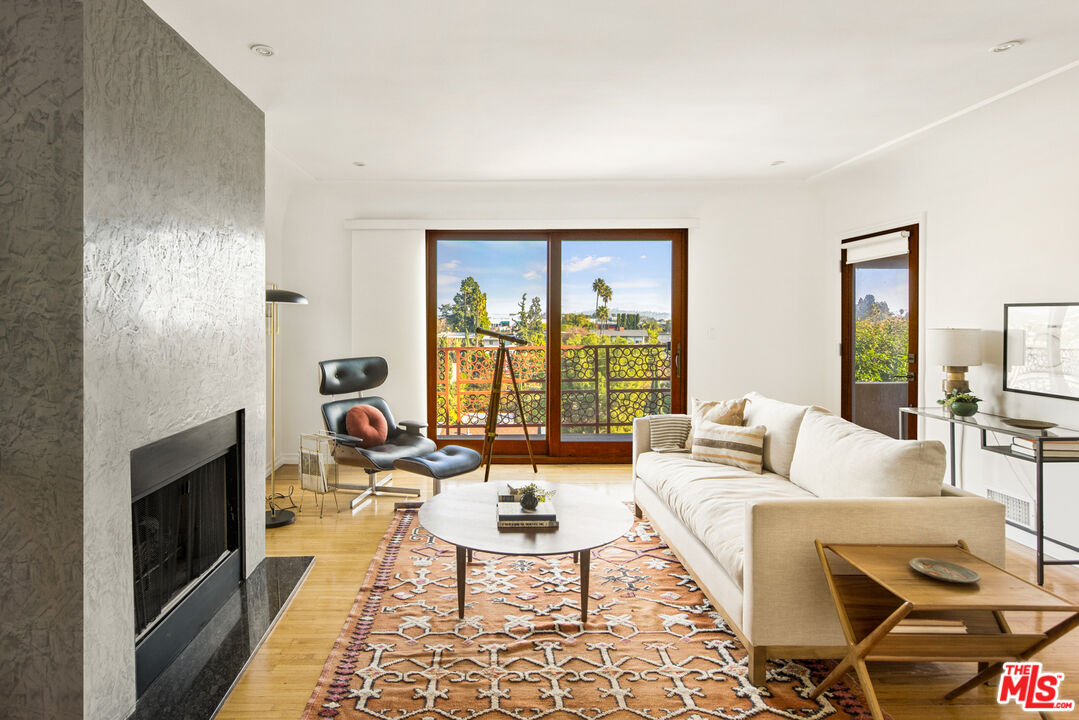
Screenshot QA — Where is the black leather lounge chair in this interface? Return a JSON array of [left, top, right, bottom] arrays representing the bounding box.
[[318, 356, 435, 508]]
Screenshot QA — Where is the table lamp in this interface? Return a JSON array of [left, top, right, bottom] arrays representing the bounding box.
[[928, 328, 981, 395]]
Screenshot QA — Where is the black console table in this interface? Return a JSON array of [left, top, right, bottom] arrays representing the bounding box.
[[899, 406, 1079, 585]]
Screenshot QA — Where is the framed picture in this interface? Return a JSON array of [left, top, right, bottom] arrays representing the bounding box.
[[1004, 302, 1079, 401]]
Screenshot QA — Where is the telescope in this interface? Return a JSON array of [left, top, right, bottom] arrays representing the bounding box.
[[476, 327, 528, 346], [473, 326, 537, 479]]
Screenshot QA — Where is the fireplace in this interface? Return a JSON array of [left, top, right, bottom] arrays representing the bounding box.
[[130, 411, 245, 696]]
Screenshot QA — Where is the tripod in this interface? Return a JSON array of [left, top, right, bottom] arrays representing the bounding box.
[[476, 328, 538, 481]]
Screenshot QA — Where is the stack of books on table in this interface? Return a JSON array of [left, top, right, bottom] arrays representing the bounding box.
[[1010, 436, 1079, 459], [496, 494, 558, 532]]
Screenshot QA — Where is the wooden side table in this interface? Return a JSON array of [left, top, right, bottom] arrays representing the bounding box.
[[812, 541, 1079, 720]]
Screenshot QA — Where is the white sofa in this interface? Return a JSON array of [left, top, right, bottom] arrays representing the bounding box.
[[632, 392, 1005, 685]]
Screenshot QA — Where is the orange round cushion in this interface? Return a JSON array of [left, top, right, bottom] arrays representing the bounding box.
[[345, 405, 388, 447]]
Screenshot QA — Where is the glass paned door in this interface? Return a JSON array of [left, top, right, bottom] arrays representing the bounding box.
[[434, 235, 549, 454], [560, 238, 674, 445], [841, 225, 919, 439]]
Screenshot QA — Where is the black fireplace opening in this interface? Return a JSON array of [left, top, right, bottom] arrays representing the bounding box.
[[130, 410, 245, 697]]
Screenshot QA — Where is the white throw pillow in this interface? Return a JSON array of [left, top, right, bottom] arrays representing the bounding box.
[[741, 392, 814, 477], [691, 421, 766, 474], [684, 397, 749, 449], [789, 409, 945, 497]]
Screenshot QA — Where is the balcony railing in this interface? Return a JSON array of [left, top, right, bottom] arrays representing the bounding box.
[[435, 343, 672, 437]]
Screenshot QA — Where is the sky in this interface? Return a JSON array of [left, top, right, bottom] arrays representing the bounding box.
[[855, 268, 908, 315], [436, 239, 673, 320]]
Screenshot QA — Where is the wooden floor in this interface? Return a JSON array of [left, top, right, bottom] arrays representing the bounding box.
[[216, 464, 1079, 720]]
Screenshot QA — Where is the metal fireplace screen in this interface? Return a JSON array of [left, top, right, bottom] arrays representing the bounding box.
[[132, 455, 230, 636]]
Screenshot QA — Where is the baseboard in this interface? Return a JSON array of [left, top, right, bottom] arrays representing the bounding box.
[[264, 454, 298, 477]]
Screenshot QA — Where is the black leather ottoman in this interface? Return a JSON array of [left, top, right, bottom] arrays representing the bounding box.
[[392, 445, 482, 495]]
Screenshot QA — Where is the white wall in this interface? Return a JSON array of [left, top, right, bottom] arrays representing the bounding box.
[[813, 65, 1079, 556], [271, 181, 829, 463], [265, 145, 311, 473]]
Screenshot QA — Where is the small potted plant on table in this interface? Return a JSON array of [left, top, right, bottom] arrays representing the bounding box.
[[514, 483, 556, 512], [938, 389, 982, 417]]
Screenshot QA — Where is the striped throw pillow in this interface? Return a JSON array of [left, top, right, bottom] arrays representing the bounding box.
[[648, 414, 692, 452], [692, 422, 766, 473]]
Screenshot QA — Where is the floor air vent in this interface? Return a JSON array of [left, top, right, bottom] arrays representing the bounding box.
[[987, 489, 1031, 526]]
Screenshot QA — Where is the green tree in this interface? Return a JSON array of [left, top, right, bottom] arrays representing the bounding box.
[[438, 276, 490, 343], [562, 313, 595, 330], [641, 318, 662, 343], [596, 305, 610, 323], [854, 306, 909, 382], [856, 294, 892, 321], [514, 293, 546, 345]]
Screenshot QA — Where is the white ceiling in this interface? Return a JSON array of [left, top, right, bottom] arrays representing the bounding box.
[[144, 0, 1079, 182]]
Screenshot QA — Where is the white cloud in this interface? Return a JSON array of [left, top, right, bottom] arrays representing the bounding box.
[[437, 274, 461, 287], [522, 270, 540, 280], [565, 255, 612, 273], [640, 255, 647, 259], [440, 260, 460, 270]]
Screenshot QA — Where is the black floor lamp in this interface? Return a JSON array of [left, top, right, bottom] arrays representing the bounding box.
[[266, 286, 307, 528]]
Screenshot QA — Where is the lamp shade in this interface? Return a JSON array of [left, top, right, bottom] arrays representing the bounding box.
[[928, 328, 981, 367], [266, 288, 308, 304]]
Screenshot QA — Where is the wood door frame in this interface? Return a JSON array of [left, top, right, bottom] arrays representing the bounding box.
[[840, 223, 919, 439], [425, 228, 687, 463]]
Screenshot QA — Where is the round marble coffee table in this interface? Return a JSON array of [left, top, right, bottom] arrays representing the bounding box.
[[417, 482, 633, 621]]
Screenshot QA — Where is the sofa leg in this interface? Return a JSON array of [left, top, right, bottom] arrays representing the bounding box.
[[747, 645, 767, 686], [633, 502, 643, 519]]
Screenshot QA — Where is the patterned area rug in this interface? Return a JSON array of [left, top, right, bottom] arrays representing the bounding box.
[[304, 508, 880, 719]]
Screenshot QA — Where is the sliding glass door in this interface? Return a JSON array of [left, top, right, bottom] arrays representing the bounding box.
[[427, 229, 686, 462], [430, 233, 550, 457]]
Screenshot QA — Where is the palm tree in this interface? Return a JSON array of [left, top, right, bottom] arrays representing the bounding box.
[[592, 277, 612, 317]]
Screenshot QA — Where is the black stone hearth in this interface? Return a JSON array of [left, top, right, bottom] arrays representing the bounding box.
[[128, 555, 314, 720]]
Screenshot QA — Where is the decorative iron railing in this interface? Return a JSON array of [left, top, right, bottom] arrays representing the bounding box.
[[435, 343, 672, 437]]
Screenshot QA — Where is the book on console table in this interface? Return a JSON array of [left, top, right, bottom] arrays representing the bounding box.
[[1010, 438, 1079, 458], [890, 618, 967, 634], [1012, 436, 1079, 449]]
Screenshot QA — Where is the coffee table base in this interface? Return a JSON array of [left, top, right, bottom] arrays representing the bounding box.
[[456, 546, 592, 621]]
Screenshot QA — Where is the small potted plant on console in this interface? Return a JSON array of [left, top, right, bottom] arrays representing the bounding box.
[[938, 389, 981, 417]]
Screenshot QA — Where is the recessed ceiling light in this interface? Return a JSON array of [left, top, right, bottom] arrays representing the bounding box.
[[249, 43, 275, 57], [770, 160, 786, 167], [352, 162, 366, 167], [991, 39, 1023, 53]]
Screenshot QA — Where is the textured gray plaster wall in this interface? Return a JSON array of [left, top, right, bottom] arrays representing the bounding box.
[[0, 1, 85, 717], [83, 0, 266, 717]]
